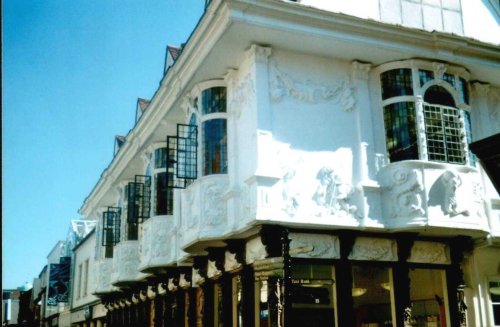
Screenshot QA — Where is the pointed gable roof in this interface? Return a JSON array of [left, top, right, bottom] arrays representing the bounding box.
[[135, 98, 151, 123], [164, 44, 183, 74]]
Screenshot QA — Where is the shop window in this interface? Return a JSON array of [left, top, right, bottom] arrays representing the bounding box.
[[291, 264, 336, 327], [352, 265, 394, 327], [380, 64, 473, 166], [409, 268, 449, 326], [489, 281, 500, 326]]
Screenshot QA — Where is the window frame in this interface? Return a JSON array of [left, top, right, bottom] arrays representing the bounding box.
[[378, 60, 473, 166]]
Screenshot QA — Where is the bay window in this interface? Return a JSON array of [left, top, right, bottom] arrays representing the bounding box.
[[153, 147, 173, 215], [380, 61, 473, 166]]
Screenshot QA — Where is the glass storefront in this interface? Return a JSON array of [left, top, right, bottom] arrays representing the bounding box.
[[352, 266, 394, 327]]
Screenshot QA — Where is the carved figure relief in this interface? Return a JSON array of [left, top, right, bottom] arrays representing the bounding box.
[[348, 237, 398, 261], [179, 274, 191, 289], [442, 170, 469, 216], [388, 169, 425, 219], [246, 237, 268, 264], [282, 169, 300, 216], [269, 62, 356, 111], [433, 62, 448, 80], [408, 241, 450, 264], [289, 233, 339, 259], [203, 182, 227, 226], [313, 167, 358, 217], [207, 260, 222, 279], [192, 268, 205, 287], [224, 251, 242, 272]]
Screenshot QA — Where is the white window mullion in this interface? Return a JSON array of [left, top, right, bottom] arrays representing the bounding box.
[[415, 96, 428, 161]]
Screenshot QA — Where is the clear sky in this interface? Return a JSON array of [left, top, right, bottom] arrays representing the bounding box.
[[2, 0, 205, 289]]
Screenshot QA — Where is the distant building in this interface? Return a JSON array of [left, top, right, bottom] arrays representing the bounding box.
[[3, 289, 20, 326]]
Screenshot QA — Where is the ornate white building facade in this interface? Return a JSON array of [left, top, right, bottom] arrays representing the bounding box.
[[79, 1, 500, 326]]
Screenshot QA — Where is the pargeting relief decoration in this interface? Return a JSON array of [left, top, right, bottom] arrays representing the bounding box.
[[289, 233, 339, 259], [269, 62, 356, 111], [246, 237, 268, 264], [179, 274, 191, 289], [241, 184, 256, 223], [228, 70, 255, 119], [348, 237, 398, 261], [442, 170, 469, 217], [203, 181, 227, 226], [432, 62, 448, 80], [224, 250, 242, 272], [282, 169, 300, 217], [96, 260, 113, 292], [408, 241, 450, 264], [183, 187, 199, 231], [490, 88, 500, 127], [312, 166, 359, 218], [388, 168, 425, 219], [116, 242, 141, 280]]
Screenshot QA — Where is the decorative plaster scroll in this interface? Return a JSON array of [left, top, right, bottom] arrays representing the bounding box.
[[388, 168, 425, 219], [224, 251, 242, 272], [207, 260, 222, 279], [227, 70, 255, 119], [348, 237, 398, 261], [282, 169, 300, 216], [433, 62, 448, 80], [192, 268, 205, 287], [184, 188, 198, 231], [289, 233, 339, 259], [351, 61, 372, 80], [116, 242, 141, 281], [203, 181, 227, 226], [269, 62, 356, 111], [442, 170, 469, 217], [313, 167, 358, 217], [246, 237, 268, 264], [408, 241, 450, 264]]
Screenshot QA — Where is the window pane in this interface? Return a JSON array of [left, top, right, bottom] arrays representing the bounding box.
[[424, 85, 455, 107], [442, 73, 456, 87], [352, 266, 394, 327], [419, 70, 433, 87], [155, 148, 167, 169], [424, 104, 466, 164], [380, 69, 413, 100], [202, 87, 227, 114], [410, 269, 448, 326], [458, 78, 469, 105], [203, 119, 227, 175], [291, 264, 336, 327], [383, 102, 419, 162], [155, 172, 173, 215]]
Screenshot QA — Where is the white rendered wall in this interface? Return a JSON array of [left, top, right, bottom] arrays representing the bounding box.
[[297, 0, 500, 45], [71, 232, 98, 310]]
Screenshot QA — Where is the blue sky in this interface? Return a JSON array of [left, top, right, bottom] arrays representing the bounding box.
[[2, 0, 205, 289]]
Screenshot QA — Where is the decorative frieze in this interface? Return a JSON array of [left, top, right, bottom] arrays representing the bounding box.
[[408, 241, 450, 264], [348, 237, 398, 261], [269, 61, 356, 111], [289, 233, 339, 259]]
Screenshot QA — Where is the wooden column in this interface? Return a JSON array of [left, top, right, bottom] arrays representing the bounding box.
[[394, 233, 416, 327], [447, 236, 472, 327], [335, 231, 356, 327]]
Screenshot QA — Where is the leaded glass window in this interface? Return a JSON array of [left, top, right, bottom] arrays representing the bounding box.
[[383, 102, 418, 162], [203, 119, 227, 175], [419, 70, 433, 87], [155, 172, 173, 215], [424, 105, 465, 164], [458, 77, 469, 104], [202, 87, 226, 114], [380, 69, 413, 100], [155, 148, 167, 169]]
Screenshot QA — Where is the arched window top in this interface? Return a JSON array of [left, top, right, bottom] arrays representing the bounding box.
[[424, 85, 456, 107]]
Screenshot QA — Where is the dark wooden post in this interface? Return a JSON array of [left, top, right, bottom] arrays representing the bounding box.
[[394, 233, 416, 327], [336, 231, 356, 327], [447, 236, 472, 327]]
